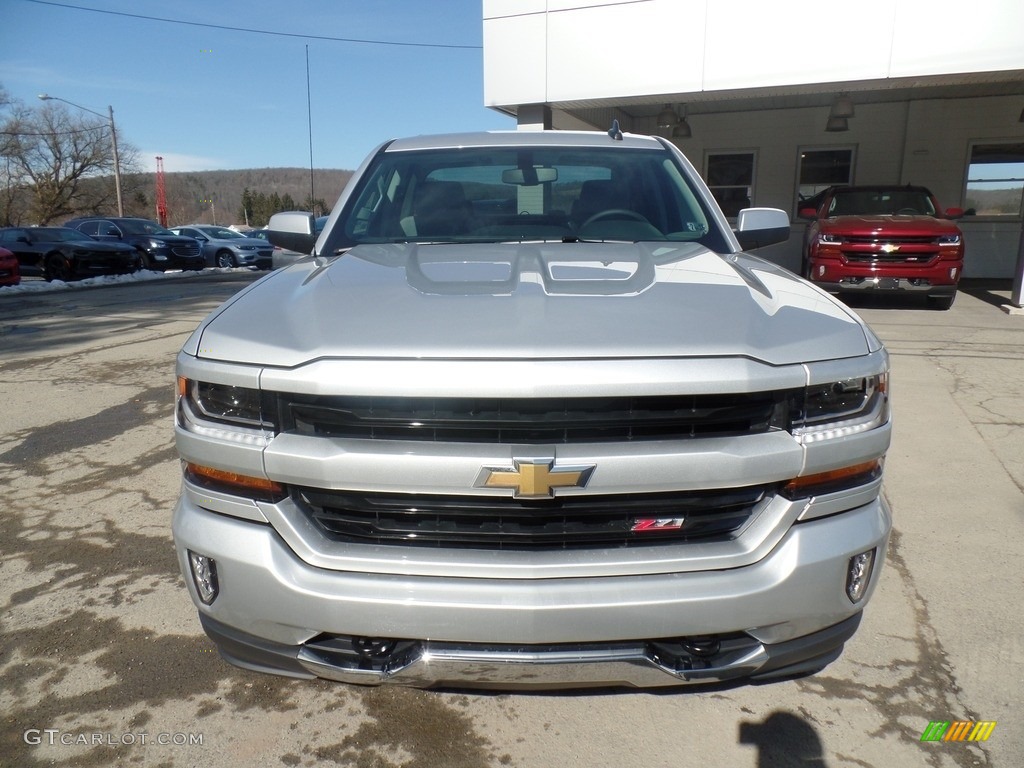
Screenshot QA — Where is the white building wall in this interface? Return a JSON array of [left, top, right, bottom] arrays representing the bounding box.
[[484, 0, 1024, 107]]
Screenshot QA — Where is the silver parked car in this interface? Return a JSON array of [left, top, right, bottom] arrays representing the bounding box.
[[173, 129, 891, 689], [170, 225, 273, 269]]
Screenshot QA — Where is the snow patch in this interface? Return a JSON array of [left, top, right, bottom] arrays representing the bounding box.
[[0, 267, 256, 296]]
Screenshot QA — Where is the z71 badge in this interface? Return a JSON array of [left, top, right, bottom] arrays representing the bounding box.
[[631, 517, 686, 532]]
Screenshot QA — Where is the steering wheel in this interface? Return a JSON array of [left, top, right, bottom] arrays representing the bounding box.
[[895, 207, 920, 215], [580, 209, 650, 229]]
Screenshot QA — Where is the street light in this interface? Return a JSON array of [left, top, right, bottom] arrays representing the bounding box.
[[38, 93, 124, 217]]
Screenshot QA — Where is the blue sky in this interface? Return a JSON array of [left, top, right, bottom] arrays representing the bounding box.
[[3, 0, 513, 172]]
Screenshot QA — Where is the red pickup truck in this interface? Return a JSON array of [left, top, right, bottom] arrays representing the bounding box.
[[799, 185, 965, 310]]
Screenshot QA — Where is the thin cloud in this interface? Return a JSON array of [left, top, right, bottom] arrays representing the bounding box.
[[139, 152, 227, 173]]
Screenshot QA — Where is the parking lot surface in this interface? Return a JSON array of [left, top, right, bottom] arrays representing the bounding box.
[[1, 273, 1021, 767]]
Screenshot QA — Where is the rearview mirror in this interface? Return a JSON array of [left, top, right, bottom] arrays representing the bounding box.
[[502, 167, 558, 186]]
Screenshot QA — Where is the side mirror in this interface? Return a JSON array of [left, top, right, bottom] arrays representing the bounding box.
[[797, 207, 818, 221], [734, 207, 791, 250], [268, 211, 318, 255], [945, 207, 965, 219]]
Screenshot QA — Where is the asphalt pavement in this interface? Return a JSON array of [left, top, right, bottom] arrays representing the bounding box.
[[0, 273, 1021, 768]]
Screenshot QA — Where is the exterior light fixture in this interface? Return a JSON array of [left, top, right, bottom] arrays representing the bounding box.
[[830, 95, 855, 119], [826, 116, 849, 132], [672, 105, 692, 139], [656, 104, 677, 129]]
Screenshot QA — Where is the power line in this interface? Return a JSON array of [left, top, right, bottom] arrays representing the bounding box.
[[24, 0, 483, 50], [1, 126, 106, 137]]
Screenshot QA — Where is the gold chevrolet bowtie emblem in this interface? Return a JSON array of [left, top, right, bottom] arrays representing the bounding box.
[[478, 459, 594, 498], [880, 243, 900, 253]]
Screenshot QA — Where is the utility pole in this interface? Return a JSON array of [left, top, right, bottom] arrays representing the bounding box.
[[38, 94, 124, 216]]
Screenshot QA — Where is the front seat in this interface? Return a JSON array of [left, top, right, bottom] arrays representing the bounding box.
[[409, 181, 473, 238]]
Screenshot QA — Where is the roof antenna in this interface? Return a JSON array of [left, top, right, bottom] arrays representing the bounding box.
[[608, 119, 623, 141]]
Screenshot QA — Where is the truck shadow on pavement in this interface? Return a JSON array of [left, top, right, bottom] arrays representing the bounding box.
[[739, 711, 828, 767]]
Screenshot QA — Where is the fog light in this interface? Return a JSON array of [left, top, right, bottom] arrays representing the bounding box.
[[188, 550, 219, 605], [846, 549, 876, 603]]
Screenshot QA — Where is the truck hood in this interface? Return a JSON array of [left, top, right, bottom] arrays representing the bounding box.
[[192, 241, 874, 368], [820, 214, 961, 236]]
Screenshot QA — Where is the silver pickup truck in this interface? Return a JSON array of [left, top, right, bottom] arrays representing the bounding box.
[[172, 129, 891, 689]]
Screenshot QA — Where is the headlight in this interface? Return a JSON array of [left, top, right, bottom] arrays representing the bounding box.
[[178, 377, 273, 428], [791, 373, 888, 443], [938, 234, 961, 246], [148, 238, 164, 249], [818, 232, 842, 244]]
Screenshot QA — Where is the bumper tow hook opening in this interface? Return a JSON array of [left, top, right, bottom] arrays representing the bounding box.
[[680, 636, 721, 658], [354, 637, 399, 660]]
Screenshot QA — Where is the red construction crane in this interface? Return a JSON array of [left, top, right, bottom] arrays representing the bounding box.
[[155, 156, 168, 227]]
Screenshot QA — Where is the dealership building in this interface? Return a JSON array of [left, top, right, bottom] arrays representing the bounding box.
[[482, 0, 1024, 287]]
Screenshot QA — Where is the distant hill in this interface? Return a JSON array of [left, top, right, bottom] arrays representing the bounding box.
[[118, 167, 354, 227], [965, 187, 1023, 216]]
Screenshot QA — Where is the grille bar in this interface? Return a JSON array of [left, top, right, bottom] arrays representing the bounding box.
[[278, 393, 787, 443], [295, 486, 768, 550], [842, 253, 938, 264], [843, 235, 940, 245]]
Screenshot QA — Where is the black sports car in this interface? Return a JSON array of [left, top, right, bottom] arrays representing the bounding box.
[[63, 217, 203, 272], [0, 226, 140, 281]]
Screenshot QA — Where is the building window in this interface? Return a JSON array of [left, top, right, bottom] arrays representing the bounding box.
[[797, 148, 854, 211], [706, 152, 755, 218], [965, 142, 1024, 217]]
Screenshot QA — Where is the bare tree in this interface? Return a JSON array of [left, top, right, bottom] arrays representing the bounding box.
[[0, 89, 139, 225]]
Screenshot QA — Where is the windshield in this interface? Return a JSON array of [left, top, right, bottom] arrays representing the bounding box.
[[199, 227, 245, 239], [331, 145, 728, 252], [829, 189, 938, 217], [118, 220, 175, 236], [35, 228, 87, 242]]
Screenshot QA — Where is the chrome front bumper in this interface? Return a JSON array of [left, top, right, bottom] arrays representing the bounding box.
[[815, 276, 957, 295], [201, 612, 861, 690]]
